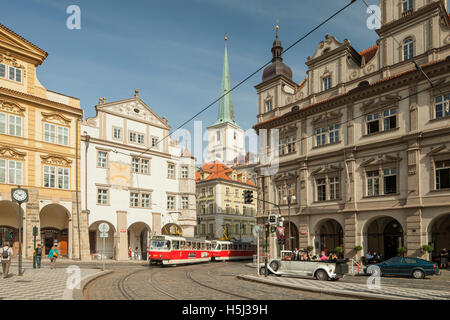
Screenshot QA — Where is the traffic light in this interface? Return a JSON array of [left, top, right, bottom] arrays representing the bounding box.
[[243, 190, 253, 204], [276, 227, 285, 245]]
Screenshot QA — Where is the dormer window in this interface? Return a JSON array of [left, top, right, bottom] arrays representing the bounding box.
[[7, 66, 22, 83], [323, 76, 332, 91], [402, 0, 413, 13], [403, 38, 414, 61]]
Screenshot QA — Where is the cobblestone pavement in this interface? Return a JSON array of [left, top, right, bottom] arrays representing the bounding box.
[[0, 264, 102, 300], [240, 273, 450, 300], [84, 261, 357, 300]]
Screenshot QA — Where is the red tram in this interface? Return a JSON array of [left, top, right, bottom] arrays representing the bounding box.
[[148, 235, 255, 265]]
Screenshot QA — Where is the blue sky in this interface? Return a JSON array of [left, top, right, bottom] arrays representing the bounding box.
[[3, 0, 381, 136]]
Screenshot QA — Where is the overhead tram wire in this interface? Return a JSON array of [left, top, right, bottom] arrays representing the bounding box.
[[129, 0, 359, 159]]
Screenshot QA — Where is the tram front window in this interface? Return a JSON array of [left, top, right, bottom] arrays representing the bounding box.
[[150, 240, 170, 250]]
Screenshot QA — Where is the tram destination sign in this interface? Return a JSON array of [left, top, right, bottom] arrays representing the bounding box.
[[152, 236, 165, 241]]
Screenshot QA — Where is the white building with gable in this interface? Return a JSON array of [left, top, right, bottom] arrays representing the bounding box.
[[81, 90, 196, 260]]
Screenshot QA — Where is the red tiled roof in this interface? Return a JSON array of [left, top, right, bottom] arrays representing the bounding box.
[[196, 161, 256, 186], [359, 45, 378, 63], [297, 78, 307, 90]]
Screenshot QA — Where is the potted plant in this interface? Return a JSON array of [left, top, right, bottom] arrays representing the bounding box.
[[334, 246, 343, 254], [306, 246, 314, 253], [421, 245, 434, 253], [354, 245, 363, 252], [421, 245, 434, 261], [397, 246, 407, 257]]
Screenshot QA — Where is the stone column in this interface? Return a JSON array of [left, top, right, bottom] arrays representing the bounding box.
[[298, 215, 309, 249], [25, 188, 40, 259], [406, 209, 424, 258], [344, 212, 357, 260], [116, 210, 128, 261]]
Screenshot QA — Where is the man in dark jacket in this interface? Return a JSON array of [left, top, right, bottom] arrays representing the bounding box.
[[35, 244, 43, 268]]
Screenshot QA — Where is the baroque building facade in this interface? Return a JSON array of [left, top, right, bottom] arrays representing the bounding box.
[[0, 23, 89, 260], [254, 0, 450, 261], [81, 91, 196, 260]]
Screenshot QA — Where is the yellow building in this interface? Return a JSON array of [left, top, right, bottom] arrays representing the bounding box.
[[0, 23, 89, 259], [195, 162, 257, 242]]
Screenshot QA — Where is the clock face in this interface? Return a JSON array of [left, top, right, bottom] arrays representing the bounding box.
[[13, 189, 27, 202]]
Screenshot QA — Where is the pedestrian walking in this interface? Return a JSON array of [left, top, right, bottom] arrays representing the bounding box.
[[440, 248, 448, 269], [48, 245, 59, 269], [128, 247, 132, 260], [1, 242, 13, 279], [35, 244, 42, 268]]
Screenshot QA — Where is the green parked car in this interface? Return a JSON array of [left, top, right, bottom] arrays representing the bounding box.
[[365, 256, 440, 279]]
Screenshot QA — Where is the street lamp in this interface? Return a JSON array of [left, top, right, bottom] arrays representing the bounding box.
[[11, 186, 29, 276], [283, 194, 296, 251]]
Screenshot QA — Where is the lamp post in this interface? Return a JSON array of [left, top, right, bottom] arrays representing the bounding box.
[[11, 186, 29, 276], [283, 194, 296, 251]]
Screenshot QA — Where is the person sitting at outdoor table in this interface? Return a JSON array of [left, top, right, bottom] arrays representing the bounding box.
[[365, 251, 373, 260], [331, 253, 338, 261], [319, 251, 328, 261]]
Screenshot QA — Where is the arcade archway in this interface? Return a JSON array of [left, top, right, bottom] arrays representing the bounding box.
[[89, 221, 116, 259], [0, 200, 23, 254], [128, 222, 151, 260], [365, 216, 404, 260], [429, 214, 450, 263], [40, 204, 70, 256], [315, 219, 344, 253]]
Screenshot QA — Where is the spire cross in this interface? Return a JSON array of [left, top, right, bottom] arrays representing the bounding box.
[[225, 32, 227, 41]]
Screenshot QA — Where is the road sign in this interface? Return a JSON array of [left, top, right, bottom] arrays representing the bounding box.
[[99, 232, 108, 238], [98, 223, 110, 233], [268, 214, 277, 225], [252, 225, 262, 238]]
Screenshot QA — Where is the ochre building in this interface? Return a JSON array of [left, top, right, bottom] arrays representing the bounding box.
[[0, 24, 89, 260]]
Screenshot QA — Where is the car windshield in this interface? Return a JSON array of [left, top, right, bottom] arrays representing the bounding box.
[[150, 240, 170, 250]]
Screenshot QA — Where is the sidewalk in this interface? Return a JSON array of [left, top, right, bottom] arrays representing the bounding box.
[[10, 257, 149, 266], [0, 264, 104, 300], [238, 273, 450, 300]]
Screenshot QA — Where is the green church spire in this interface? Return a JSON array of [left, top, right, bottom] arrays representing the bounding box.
[[213, 33, 238, 127]]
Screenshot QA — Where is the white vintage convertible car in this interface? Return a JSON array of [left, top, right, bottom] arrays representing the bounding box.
[[259, 251, 349, 281]]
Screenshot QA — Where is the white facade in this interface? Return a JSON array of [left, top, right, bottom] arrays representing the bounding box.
[[81, 92, 196, 260], [206, 123, 245, 164]]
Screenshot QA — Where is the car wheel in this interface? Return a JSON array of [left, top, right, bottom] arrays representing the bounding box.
[[259, 266, 267, 275], [269, 261, 280, 272], [315, 269, 329, 281], [412, 269, 425, 279]]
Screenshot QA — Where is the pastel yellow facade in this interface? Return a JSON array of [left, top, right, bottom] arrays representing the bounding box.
[[0, 24, 89, 260], [196, 162, 257, 242]]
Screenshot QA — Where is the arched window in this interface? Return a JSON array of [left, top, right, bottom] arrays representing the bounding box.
[[403, 38, 414, 61]]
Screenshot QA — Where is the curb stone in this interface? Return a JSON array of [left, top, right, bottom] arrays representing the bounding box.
[[236, 275, 414, 300], [71, 270, 114, 300]]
